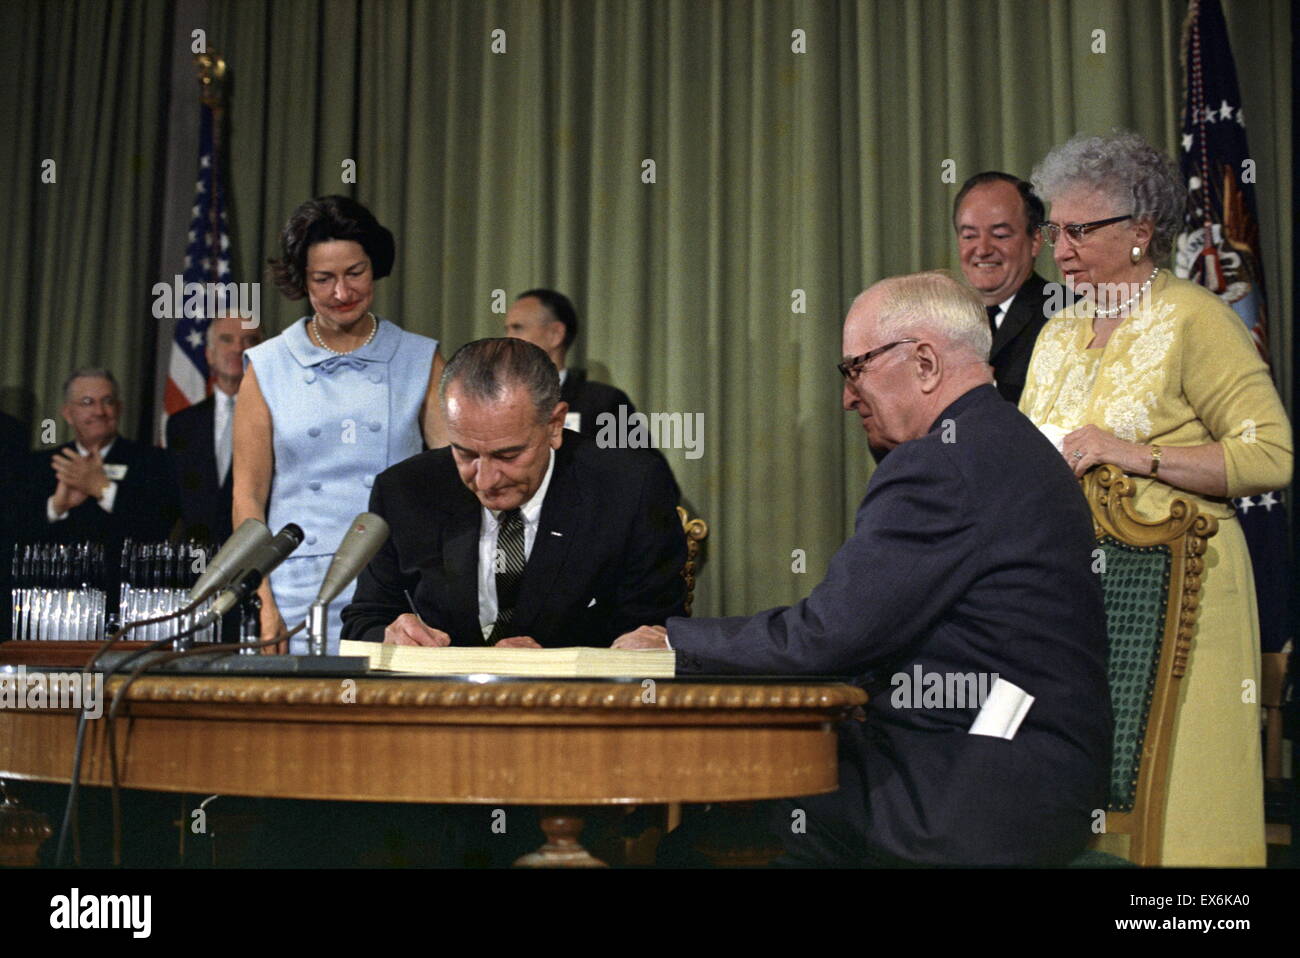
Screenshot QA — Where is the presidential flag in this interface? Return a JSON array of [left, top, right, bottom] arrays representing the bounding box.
[[1174, 0, 1290, 654]]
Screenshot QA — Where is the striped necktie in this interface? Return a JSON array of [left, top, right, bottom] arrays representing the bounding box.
[[488, 508, 525, 644]]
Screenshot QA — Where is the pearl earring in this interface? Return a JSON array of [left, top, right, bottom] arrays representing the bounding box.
[[1130, 245, 1143, 264]]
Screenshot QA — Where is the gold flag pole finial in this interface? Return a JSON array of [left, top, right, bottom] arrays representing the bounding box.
[[195, 51, 228, 106]]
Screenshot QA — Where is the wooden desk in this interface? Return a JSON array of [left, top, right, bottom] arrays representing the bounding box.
[[0, 670, 865, 865]]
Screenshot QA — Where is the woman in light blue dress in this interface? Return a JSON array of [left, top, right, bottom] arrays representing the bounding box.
[[233, 196, 445, 653]]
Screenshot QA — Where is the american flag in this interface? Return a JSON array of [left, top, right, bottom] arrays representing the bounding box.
[[1174, 0, 1290, 654], [163, 99, 230, 417]]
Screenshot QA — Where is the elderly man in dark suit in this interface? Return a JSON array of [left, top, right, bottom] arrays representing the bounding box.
[[342, 337, 685, 649], [954, 171, 1055, 405], [618, 270, 1111, 867], [27, 368, 179, 546], [166, 313, 263, 545]]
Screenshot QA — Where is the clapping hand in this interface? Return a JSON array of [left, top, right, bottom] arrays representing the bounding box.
[[51, 447, 109, 498]]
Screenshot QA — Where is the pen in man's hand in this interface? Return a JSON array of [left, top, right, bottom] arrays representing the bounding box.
[[403, 589, 426, 625]]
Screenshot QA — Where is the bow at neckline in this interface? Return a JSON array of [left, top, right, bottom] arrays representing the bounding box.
[[317, 354, 370, 374]]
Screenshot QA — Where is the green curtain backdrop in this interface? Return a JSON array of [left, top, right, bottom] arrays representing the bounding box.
[[1, 0, 1292, 619]]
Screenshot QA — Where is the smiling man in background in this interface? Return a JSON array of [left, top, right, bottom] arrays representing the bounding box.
[[953, 171, 1053, 404], [26, 368, 179, 546]]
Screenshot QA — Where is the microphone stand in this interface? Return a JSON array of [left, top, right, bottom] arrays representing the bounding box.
[[308, 600, 328, 656], [239, 593, 261, 655]]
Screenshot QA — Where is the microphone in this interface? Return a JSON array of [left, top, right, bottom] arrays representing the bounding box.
[[188, 519, 273, 605], [308, 513, 390, 655], [315, 513, 390, 606], [202, 523, 305, 623]]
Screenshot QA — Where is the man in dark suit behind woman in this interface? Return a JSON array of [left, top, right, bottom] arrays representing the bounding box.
[[166, 313, 263, 545], [953, 171, 1057, 405], [618, 271, 1111, 867]]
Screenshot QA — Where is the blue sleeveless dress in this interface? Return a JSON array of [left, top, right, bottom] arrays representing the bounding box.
[[243, 316, 436, 653]]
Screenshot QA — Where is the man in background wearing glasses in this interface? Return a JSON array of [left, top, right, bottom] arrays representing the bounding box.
[[618, 270, 1110, 867], [24, 368, 179, 547]]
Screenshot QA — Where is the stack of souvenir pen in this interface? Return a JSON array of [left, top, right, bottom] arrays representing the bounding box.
[[117, 540, 218, 644], [10, 541, 107, 641], [8, 539, 221, 644]]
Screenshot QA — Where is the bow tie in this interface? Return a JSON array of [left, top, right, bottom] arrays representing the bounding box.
[[317, 355, 370, 375]]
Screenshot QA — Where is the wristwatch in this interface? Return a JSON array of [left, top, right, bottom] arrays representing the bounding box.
[[1149, 444, 1163, 477]]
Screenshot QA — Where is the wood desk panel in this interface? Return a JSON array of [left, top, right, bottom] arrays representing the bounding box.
[[0, 675, 865, 806]]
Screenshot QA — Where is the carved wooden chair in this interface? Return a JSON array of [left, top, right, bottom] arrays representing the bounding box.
[[1075, 465, 1218, 866], [676, 506, 709, 616]]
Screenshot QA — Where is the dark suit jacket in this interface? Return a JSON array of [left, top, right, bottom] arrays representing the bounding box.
[[561, 368, 682, 501], [0, 411, 25, 463], [341, 430, 687, 647], [22, 435, 180, 546], [990, 272, 1054, 405], [669, 385, 1111, 866], [167, 395, 233, 544], [0, 412, 28, 632], [559, 369, 633, 439]]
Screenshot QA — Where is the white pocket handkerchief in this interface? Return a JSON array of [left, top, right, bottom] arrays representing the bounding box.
[[968, 677, 1034, 740], [586, 597, 597, 608]]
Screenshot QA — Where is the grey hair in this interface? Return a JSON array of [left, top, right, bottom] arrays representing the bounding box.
[[873, 270, 991, 362], [439, 337, 560, 423], [1031, 130, 1186, 262], [62, 367, 119, 403]]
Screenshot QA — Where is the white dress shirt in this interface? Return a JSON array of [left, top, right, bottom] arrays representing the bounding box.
[[988, 290, 1019, 331], [47, 439, 118, 521], [476, 449, 556, 640]]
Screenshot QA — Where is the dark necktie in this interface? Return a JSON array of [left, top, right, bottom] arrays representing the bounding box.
[[986, 304, 1001, 338], [489, 508, 525, 644]]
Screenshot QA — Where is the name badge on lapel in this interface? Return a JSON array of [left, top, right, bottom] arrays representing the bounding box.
[[104, 464, 128, 481], [565, 412, 582, 433]]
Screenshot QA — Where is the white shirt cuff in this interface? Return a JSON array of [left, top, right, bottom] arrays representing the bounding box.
[[46, 496, 68, 522]]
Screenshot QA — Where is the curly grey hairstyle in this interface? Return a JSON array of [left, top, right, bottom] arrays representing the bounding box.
[[1031, 130, 1186, 262]]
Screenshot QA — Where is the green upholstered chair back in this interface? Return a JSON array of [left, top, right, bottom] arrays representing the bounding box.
[[1095, 537, 1172, 813], [1079, 465, 1218, 866]]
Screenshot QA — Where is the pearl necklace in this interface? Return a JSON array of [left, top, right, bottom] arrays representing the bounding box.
[[1094, 267, 1159, 318], [311, 312, 377, 354]]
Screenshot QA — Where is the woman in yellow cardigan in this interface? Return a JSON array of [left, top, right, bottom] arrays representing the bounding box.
[[1019, 131, 1292, 866]]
